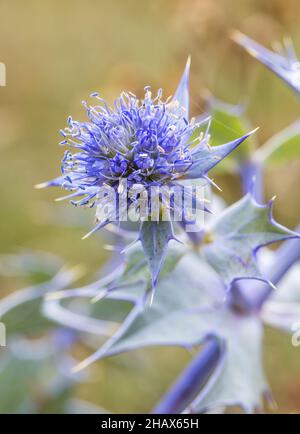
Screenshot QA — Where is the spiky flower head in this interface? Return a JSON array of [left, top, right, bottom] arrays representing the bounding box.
[[38, 59, 253, 287], [65, 86, 196, 186]]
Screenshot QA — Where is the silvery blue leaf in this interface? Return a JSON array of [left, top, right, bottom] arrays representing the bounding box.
[[70, 249, 269, 413], [72, 252, 225, 372], [139, 220, 176, 290], [203, 194, 299, 289], [191, 311, 268, 413]]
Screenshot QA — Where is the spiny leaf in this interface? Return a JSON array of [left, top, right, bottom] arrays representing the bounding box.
[[190, 312, 268, 413], [71, 251, 268, 413], [72, 253, 225, 372], [202, 194, 299, 289], [139, 220, 176, 290]]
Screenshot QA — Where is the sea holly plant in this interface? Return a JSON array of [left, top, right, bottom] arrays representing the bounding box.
[[30, 47, 300, 414], [1, 35, 300, 414]]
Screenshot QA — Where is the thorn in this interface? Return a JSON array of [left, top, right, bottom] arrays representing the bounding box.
[[186, 54, 191, 68], [229, 29, 244, 43], [204, 176, 222, 192], [81, 232, 91, 240], [149, 288, 155, 307], [267, 280, 277, 291], [172, 235, 184, 245], [34, 182, 48, 189], [230, 31, 260, 58], [251, 126, 260, 134], [72, 359, 90, 374]]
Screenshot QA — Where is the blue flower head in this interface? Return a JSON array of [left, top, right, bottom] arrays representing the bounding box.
[[61, 86, 196, 200], [38, 59, 254, 288]]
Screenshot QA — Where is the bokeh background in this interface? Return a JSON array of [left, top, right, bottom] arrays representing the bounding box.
[[0, 0, 300, 413]]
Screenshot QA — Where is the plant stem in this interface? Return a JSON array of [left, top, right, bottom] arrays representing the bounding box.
[[152, 337, 222, 414]]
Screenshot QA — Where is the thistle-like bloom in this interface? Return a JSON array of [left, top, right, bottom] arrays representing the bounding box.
[[232, 31, 300, 95], [38, 59, 253, 287]]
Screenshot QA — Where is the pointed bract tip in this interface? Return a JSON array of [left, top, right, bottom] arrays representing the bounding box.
[[34, 182, 48, 189], [270, 195, 277, 205], [149, 289, 155, 307], [243, 127, 259, 142], [72, 350, 104, 373], [151, 273, 159, 291], [250, 126, 260, 135], [81, 232, 91, 240], [172, 235, 184, 245], [205, 176, 222, 192], [72, 360, 89, 374], [230, 29, 244, 43], [230, 31, 259, 57], [266, 195, 277, 209]]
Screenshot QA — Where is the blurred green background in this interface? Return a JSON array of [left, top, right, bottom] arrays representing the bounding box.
[[0, 0, 300, 413]]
